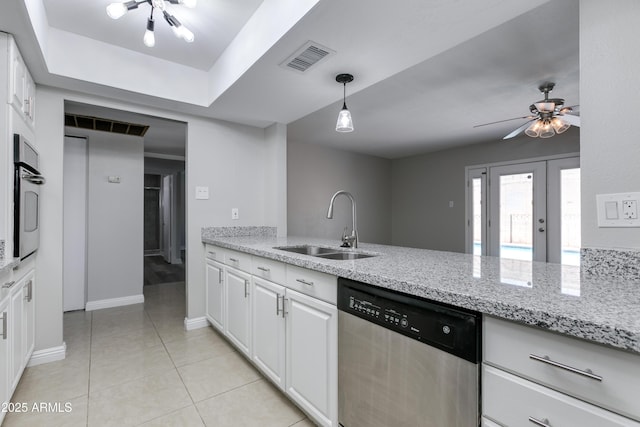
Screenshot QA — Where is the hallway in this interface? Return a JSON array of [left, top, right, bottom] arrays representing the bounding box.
[[4, 282, 315, 426]]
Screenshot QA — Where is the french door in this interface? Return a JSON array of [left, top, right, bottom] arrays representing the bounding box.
[[467, 157, 580, 265]]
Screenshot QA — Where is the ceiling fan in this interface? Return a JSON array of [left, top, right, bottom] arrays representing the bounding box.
[[475, 82, 580, 139]]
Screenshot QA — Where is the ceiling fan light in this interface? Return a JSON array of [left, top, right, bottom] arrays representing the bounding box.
[[143, 18, 155, 47], [106, 2, 129, 19], [525, 120, 541, 138], [180, 26, 195, 42], [551, 117, 570, 134], [539, 120, 555, 138], [534, 101, 555, 113], [336, 106, 354, 132]]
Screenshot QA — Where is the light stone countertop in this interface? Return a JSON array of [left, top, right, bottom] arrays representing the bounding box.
[[0, 257, 20, 302], [203, 234, 640, 354]]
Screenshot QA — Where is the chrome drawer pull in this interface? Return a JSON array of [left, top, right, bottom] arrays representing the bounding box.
[[244, 280, 249, 298], [296, 278, 314, 286], [207, 251, 216, 258], [228, 257, 239, 263], [257, 266, 270, 272], [1, 312, 6, 340], [529, 354, 603, 381], [528, 416, 551, 427], [2, 281, 15, 289], [276, 294, 283, 316]]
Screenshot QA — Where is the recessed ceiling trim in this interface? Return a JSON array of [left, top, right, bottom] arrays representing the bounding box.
[[280, 40, 335, 73]]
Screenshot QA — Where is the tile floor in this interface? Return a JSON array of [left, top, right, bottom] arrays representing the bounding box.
[[3, 282, 316, 427]]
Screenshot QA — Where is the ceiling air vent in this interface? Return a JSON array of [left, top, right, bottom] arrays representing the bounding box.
[[64, 114, 149, 137], [280, 41, 335, 73]]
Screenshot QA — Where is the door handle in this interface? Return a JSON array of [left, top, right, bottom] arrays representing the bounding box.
[[1, 312, 6, 340], [538, 227, 545, 232]]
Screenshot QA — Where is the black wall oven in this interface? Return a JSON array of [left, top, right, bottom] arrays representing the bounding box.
[[14, 134, 45, 260]]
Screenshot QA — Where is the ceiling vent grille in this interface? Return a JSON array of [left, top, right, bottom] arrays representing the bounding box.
[[65, 114, 149, 137], [280, 41, 335, 73]]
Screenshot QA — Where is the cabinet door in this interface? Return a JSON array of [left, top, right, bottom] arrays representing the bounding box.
[[252, 277, 286, 390], [1, 299, 9, 419], [9, 284, 24, 392], [224, 267, 251, 357], [285, 289, 337, 427], [23, 71, 35, 124], [9, 43, 26, 113], [205, 260, 225, 332], [22, 274, 35, 363]]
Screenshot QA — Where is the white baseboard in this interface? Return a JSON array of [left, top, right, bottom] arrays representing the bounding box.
[[85, 294, 145, 311], [184, 316, 208, 331], [27, 342, 67, 367]]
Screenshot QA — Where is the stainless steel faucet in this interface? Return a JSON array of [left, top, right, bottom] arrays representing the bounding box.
[[326, 190, 358, 248]]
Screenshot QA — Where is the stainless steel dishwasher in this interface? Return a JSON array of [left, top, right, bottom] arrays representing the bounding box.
[[338, 277, 481, 427]]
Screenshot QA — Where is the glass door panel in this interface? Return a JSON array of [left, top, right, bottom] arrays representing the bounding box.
[[467, 168, 486, 255], [547, 157, 580, 265], [489, 162, 546, 262]]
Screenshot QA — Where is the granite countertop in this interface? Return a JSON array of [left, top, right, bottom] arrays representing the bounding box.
[[202, 233, 640, 354], [0, 257, 20, 302]]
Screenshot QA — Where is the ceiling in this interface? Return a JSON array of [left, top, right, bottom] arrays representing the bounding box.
[[0, 0, 579, 159]]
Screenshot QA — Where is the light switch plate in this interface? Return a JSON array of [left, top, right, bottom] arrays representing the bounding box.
[[195, 186, 209, 200], [597, 192, 640, 227]]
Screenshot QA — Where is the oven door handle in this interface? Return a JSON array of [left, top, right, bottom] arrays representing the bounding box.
[[23, 174, 46, 185]]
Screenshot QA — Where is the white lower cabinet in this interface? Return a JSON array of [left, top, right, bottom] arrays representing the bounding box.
[[1, 296, 9, 424], [224, 266, 252, 357], [205, 246, 338, 427], [251, 277, 286, 390], [9, 281, 24, 392], [285, 288, 337, 427], [205, 258, 225, 332]]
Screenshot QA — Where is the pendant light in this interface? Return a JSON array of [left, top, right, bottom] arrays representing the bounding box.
[[335, 73, 354, 132]]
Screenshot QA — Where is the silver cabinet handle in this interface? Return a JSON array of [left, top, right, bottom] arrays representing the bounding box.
[[276, 294, 283, 316], [257, 266, 270, 272], [207, 251, 216, 258], [218, 269, 223, 283], [1, 312, 6, 340], [25, 280, 33, 302], [528, 417, 551, 426], [529, 354, 602, 381], [244, 280, 249, 298], [229, 257, 239, 263], [2, 281, 15, 289], [283, 297, 288, 317], [296, 278, 314, 286]]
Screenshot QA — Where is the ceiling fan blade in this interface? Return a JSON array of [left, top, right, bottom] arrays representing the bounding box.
[[473, 115, 535, 128], [503, 120, 535, 140], [560, 113, 580, 127]]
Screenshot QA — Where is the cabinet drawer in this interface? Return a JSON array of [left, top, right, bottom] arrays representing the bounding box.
[[285, 265, 336, 305], [484, 316, 640, 421], [225, 249, 252, 272], [204, 245, 226, 262], [483, 365, 639, 427], [251, 256, 286, 284]]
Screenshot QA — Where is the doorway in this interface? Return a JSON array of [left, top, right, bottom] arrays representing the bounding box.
[[466, 155, 580, 265]]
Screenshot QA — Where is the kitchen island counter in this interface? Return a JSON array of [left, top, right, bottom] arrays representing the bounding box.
[[202, 233, 640, 354]]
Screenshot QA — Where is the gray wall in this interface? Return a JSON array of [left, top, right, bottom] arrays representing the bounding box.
[[580, 1, 640, 250], [86, 130, 144, 302], [287, 140, 392, 245], [391, 128, 580, 253]]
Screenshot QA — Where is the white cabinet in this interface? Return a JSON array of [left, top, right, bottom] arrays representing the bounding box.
[[0, 296, 9, 423], [224, 266, 252, 357], [205, 258, 225, 332], [252, 277, 286, 390], [7, 35, 35, 128], [483, 316, 640, 426], [285, 288, 337, 427], [9, 280, 24, 392]]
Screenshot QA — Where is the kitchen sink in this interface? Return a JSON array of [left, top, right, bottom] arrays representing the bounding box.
[[274, 245, 377, 260], [315, 252, 376, 260]]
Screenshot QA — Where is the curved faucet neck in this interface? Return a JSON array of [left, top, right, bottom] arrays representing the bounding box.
[[326, 190, 358, 248]]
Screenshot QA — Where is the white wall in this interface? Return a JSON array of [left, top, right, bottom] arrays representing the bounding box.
[[287, 140, 392, 245], [580, 0, 640, 250], [35, 86, 286, 353], [391, 129, 580, 252], [85, 130, 144, 303]]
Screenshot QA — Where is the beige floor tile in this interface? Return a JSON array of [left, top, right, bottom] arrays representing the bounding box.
[[138, 405, 204, 427], [196, 379, 305, 427], [178, 351, 261, 402], [90, 324, 161, 354], [13, 356, 90, 404], [291, 418, 318, 427], [163, 328, 235, 367], [87, 370, 191, 427], [2, 394, 88, 427], [90, 315, 156, 340], [89, 344, 175, 393]]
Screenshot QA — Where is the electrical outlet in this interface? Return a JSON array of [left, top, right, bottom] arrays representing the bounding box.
[[622, 200, 638, 219], [231, 208, 239, 220]]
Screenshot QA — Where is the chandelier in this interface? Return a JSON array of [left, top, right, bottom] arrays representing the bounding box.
[[106, 0, 197, 47]]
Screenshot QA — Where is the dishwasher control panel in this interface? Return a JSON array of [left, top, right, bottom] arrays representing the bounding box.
[[338, 277, 480, 363]]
